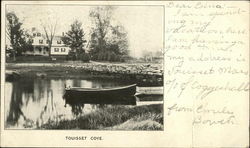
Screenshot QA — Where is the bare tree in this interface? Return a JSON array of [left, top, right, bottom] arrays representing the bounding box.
[[40, 17, 58, 56]]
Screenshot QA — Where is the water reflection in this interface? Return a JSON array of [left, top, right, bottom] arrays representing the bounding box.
[[6, 78, 38, 127], [69, 103, 84, 116], [64, 96, 137, 116], [5, 77, 163, 129]]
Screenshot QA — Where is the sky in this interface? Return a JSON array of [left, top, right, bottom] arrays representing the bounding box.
[[6, 5, 164, 57]]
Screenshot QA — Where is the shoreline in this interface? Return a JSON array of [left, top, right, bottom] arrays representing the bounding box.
[[6, 62, 163, 86]]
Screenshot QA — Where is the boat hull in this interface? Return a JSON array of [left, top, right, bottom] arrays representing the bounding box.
[[64, 84, 137, 103], [65, 95, 137, 105]]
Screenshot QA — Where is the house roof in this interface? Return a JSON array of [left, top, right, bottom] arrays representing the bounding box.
[[53, 36, 63, 41]]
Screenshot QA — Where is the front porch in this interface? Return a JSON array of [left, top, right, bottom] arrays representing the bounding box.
[[24, 45, 49, 56]]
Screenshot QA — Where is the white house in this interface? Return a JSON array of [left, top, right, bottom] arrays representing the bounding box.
[[50, 36, 71, 56], [25, 28, 49, 56], [25, 27, 71, 56]]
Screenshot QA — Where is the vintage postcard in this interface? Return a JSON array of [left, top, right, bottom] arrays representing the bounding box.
[[0, 0, 249, 147]]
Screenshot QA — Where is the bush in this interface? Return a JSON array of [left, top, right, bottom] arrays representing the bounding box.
[[90, 51, 126, 62], [67, 51, 90, 62], [80, 53, 90, 62], [67, 51, 77, 61]]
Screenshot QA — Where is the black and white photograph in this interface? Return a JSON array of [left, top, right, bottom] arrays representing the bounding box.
[[1, 0, 249, 147], [4, 4, 164, 130]]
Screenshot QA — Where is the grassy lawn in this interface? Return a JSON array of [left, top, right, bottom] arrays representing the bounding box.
[[40, 104, 163, 130]]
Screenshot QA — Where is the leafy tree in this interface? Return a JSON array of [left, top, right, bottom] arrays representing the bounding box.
[[89, 6, 129, 62], [62, 20, 88, 61], [107, 25, 129, 56], [6, 12, 32, 60]]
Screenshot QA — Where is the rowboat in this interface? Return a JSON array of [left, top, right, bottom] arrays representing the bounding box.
[[64, 84, 137, 101]]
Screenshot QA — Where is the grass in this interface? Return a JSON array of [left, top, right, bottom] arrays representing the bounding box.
[[105, 113, 163, 130], [39, 104, 163, 130], [7, 55, 54, 63]]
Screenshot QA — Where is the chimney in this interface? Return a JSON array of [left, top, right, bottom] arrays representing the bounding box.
[[62, 32, 64, 36]]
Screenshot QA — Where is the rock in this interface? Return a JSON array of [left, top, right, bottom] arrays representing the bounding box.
[[36, 73, 47, 78]]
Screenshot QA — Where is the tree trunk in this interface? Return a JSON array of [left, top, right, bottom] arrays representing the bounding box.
[[13, 51, 16, 61], [48, 43, 51, 57]]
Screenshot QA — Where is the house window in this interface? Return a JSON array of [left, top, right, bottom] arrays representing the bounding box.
[[39, 40, 43, 44], [61, 48, 66, 52], [33, 33, 36, 37], [54, 48, 59, 52], [57, 40, 61, 44], [46, 40, 50, 44], [37, 33, 41, 37], [31, 39, 34, 43]]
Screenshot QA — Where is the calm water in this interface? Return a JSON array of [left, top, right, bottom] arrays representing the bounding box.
[[5, 77, 163, 129]]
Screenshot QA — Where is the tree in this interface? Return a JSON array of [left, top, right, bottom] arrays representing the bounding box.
[[61, 20, 87, 61], [89, 6, 129, 62], [6, 12, 32, 60], [40, 17, 58, 57], [108, 25, 129, 56]]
